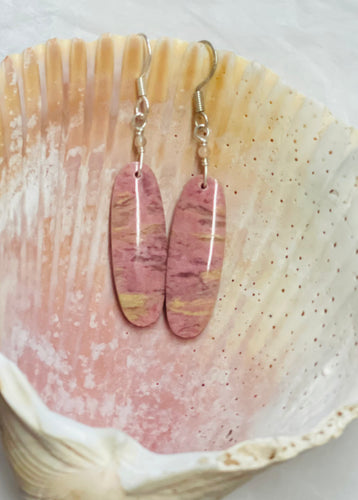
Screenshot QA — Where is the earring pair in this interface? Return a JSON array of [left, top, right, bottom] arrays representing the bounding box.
[[110, 35, 226, 339]]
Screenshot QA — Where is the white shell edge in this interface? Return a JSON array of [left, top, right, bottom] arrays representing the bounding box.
[[1, 352, 357, 499]]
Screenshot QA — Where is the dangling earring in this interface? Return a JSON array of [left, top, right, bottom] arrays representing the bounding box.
[[110, 34, 167, 327], [165, 40, 226, 339]]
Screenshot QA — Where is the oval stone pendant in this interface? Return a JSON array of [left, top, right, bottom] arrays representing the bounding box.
[[110, 162, 167, 327], [166, 175, 226, 338]]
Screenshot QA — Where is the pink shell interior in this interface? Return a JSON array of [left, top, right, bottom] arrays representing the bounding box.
[[0, 35, 357, 454]]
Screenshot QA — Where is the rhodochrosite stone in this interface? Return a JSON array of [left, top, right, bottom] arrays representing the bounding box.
[[110, 162, 167, 327], [166, 175, 226, 338]]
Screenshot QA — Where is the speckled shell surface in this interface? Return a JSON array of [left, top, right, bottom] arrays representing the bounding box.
[[0, 34, 357, 499]]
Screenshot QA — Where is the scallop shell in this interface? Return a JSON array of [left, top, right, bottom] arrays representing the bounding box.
[[0, 34, 357, 500]]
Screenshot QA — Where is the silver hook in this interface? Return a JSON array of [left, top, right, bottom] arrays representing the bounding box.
[[193, 40, 217, 114], [136, 33, 152, 97], [195, 40, 217, 93]]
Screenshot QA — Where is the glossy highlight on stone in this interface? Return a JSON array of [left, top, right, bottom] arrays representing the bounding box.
[[110, 162, 167, 327], [166, 175, 226, 338]]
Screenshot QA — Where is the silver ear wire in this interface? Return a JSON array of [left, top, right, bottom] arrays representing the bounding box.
[[133, 33, 151, 178], [136, 33, 152, 97], [193, 40, 217, 113], [193, 40, 218, 188]]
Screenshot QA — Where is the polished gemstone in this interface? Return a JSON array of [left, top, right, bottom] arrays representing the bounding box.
[[110, 162, 167, 327], [166, 175, 226, 338]]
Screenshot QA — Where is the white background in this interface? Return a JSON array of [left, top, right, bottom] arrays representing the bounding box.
[[0, 0, 357, 498]]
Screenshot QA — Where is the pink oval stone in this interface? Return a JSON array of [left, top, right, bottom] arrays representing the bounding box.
[[110, 162, 167, 327], [166, 175, 226, 338]]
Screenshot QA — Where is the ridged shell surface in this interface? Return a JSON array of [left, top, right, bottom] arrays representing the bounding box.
[[0, 34, 357, 499]]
